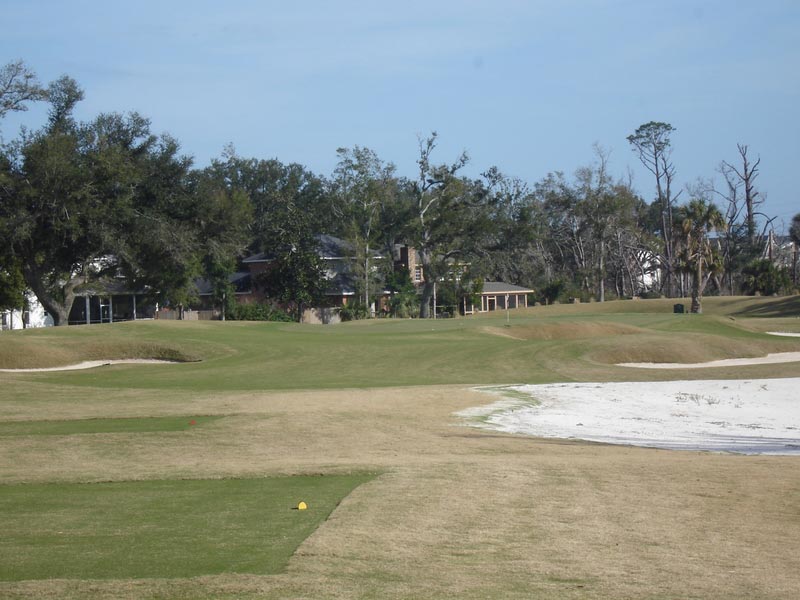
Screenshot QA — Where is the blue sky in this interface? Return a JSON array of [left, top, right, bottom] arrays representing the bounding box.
[[2, 0, 798, 228]]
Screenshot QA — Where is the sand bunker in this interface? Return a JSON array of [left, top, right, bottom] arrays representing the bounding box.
[[0, 359, 178, 373], [459, 379, 800, 454], [617, 351, 800, 369], [767, 331, 800, 338]]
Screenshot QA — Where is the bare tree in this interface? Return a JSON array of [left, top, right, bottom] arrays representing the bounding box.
[[627, 122, 681, 296], [721, 144, 762, 247]]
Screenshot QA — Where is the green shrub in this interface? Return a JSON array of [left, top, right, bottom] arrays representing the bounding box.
[[384, 268, 419, 318], [339, 302, 369, 322], [742, 259, 791, 296], [388, 292, 419, 318], [639, 290, 663, 300], [227, 302, 293, 322], [539, 280, 566, 304]]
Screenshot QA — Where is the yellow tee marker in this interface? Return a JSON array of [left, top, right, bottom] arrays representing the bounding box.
[[297, 501, 308, 510]]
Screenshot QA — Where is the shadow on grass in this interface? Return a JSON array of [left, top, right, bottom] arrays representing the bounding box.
[[729, 296, 800, 318]]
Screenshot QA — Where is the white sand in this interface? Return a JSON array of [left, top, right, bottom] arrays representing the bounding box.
[[617, 351, 800, 369], [460, 378, 800, 455], [0, 359, 178, 373], [767, 331, 800, 337]]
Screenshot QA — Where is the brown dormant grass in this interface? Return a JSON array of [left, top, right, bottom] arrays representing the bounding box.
[[2, 383, 799, 599]]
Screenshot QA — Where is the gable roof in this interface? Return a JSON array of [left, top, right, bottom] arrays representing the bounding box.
[[316, 234, 354, 259], [195, 272, 252, 296], [242, 234, 357, 264], [242, 233, 382, 265]]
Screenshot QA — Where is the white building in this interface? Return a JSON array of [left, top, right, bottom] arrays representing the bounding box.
[[0, 292, 53, 331]]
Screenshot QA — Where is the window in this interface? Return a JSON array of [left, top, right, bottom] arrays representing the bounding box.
[[414, 265, 422, 283]]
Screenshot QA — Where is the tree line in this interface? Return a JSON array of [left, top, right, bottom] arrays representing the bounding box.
[[1, 61, 797, 324]]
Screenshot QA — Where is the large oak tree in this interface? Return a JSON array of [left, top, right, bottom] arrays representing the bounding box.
[[1, 76, 249, 324]]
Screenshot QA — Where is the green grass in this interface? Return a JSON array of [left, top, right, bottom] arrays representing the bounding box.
[[0, 415, 223, 436], [0, 474, 375, 581], [2, 296, 799, 392]]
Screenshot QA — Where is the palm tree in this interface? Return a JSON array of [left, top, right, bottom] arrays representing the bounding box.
[[789, 213, 800, 287], [676, 199, 726, 314]]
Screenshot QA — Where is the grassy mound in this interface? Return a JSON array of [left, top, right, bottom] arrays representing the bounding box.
[[483, 321, 644, 341], [586, 332, 797, 366], [0, 325, 202, 369], [510, 295, 800, 318]]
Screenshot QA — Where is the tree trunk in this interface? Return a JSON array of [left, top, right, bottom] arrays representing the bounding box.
[[690, 263, 702, 314], [364, 252, 370, 310], [419, 280, 434, 318], [598, 239, 605, 302], [20, 261, 75, 326], [417, 246, 435, 319]]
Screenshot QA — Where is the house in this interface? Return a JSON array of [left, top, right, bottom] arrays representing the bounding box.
[[1, 292, 53, 330], [67, 279, 156, 324], [469, 282, 535, 313], [235, 234, 383, 308], [194, 239, 536, 321], [394, 245, 424, 285], [195, 271, 254, 312], [761, 231, 795, 271], [393, 244, 535, 315], [193, 235, 388, 321], [2, 278, 154, 330]]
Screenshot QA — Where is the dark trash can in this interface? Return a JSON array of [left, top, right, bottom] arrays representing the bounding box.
[[673, 303, 685, 314]]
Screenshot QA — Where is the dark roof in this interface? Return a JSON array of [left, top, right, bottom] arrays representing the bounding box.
[[242, 234, 381, 264], [195, 272, 252, 296], [481, 281, 534, 294], [316, 234, 353, 258]]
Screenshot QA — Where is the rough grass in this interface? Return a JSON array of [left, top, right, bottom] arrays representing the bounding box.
[[0, 474, 375, 581]]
